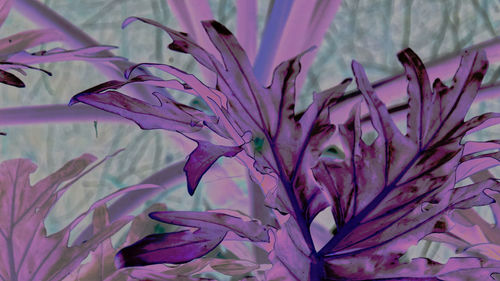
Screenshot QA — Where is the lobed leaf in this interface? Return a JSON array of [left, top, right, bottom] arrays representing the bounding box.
[[116, 210, 269, 268], [315, 48, 496, 266], [0, 153, 136, 281], [115, 229, 226, 267], [325, 254, 500, 280], [149, 210, 270, 242], [184, 140, 242, 195]]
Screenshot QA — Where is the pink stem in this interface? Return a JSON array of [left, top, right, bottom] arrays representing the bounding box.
[[236, 0, 257, 63], [333, 38, 500, 125], [2, 82, 497, 127], [0, 104, 130, 126]]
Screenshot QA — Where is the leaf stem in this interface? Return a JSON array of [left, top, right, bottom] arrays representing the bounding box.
[[266, 133, 325, 279]]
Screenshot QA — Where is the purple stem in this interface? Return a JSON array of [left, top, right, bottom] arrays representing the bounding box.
[[274, 0, 342, 94], [1, 82, 497, 127], [0, 104, 129, 125], [236, 0, 257, 63], [253, 0, 294, 85]]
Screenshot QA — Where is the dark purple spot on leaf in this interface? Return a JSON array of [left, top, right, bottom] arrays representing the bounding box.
[[168, 41, 189, 53], [209, 20, 232, 35], [433, 220, 446, 232]]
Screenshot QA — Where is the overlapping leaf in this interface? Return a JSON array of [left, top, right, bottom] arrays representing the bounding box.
[[72, 17, 349, 224], [310, 48, 499, 279], [68, 16, 500, 280], [0, 0, 122, 87], [424, 169, 500, 265], [0, 153, 154, 281], [325, 253, 500, 280], [62, 203, 168, 281], [115, 210, 269, 268]]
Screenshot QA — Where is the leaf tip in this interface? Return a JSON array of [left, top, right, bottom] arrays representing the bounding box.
[[121, 16, 138, 29], [68, 96, 79, 106], [342, 77, 353, 85], [203, 20, 232, 36]]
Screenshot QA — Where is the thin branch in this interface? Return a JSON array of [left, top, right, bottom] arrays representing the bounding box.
[[332, 37, 500, 124], [0, 104, 129, 126], [2, 81, 497, 128]]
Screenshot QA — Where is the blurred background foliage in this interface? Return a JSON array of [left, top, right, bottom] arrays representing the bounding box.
[[1, 0, 499, 267]]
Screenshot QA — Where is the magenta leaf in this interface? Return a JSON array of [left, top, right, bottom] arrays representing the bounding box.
[[116, 210, 268, 268], [184, 140, 242, 195], [0, 153, 135, 281]]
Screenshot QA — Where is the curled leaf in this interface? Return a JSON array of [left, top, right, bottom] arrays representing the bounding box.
[[184, 140, 242, 195]]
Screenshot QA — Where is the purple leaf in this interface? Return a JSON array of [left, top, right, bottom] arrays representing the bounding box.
[[65, 203, 168, 281], [116, 19, 348, 227], [115, 229, 226, 267], [116, 210, 269, 268], [149, 210, 270, 242], [74, 17, 500, 279], [266, 218, 313, 281], [463, 140, 500, 156], [0, 153, 134, 281], [184, 140, 242, 195], [5, 46, 123, 66], [122, 17, 222, 75], [398, 48, 434, 149], [448, 178, 500, 209], [325, 254, 500, 280], [70, 90, 208, 133], [164, 0, 217, 84], [425, 172, 500, 261], [0, 69, 24, 87], [456, 153, 500, 182], [315, 48, 493, 260]]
